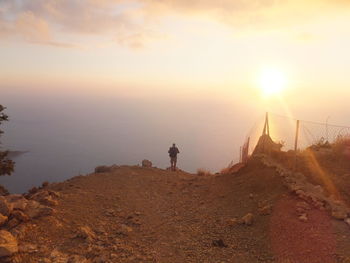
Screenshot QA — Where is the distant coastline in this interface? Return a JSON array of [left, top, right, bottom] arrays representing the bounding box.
[[6, 150, 29, 159]]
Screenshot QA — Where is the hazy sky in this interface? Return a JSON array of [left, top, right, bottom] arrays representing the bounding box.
[[1, 0, 350, 188], [0, 0, 349, 105]]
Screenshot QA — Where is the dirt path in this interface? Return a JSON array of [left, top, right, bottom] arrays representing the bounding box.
[[12, 164, 350, 263]]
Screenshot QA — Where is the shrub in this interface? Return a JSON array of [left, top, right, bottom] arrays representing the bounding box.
[[197, 169, 213, 176]]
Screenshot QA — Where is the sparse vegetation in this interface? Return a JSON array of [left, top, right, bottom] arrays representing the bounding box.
[[196, 168, 213, 176], [0, 105, 14, 177]]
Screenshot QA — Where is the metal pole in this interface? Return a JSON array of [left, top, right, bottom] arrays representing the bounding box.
[[266, 112, 270, 136], [326, 116, 330, 142], [294, 120, 300, 170]]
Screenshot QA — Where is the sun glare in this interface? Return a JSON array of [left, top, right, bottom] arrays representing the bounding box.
[[259, 68, 287, 97]]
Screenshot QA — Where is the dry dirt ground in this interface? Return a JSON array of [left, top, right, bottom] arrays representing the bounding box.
[[13, 161, 350, 263]]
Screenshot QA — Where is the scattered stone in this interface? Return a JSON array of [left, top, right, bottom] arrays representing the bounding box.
[[212, 239, 228, 248], [18, 243, 38, 254], [0, 230, 18, 257], [298, 213, 308, 222], [67, 255, 89, 263], [0, 196, 13, 216], [240, 213, 254, 226], [249, 193, 254, 199], [258, 205, 272, 216], [296, 201, 311, 211], [6, 218, 21, 229], [50, 249, 69, 263], [24, 200, 54, 219], [117, 224, 133, 235], [76, 226, 96, 241], [344, 218, 350, 227], [11, 210, 30, 222], [227, 218, 238, 227], [0, 213, 8, 226], [332, 209, 348, 220], [142, 160, 152, 168]]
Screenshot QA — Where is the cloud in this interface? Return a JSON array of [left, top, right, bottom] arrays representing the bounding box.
[[0, 0, 349, 48]]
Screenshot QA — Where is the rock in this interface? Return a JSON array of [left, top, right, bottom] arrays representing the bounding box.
[[10, 198, 29, 211], [345, 218, 350, 227], [240, 213, 254, 226], [296, 201, 311, 210], [142, 160, 152, 168], [212, 239, 228, 248], [298, 213, 308, 222], [30, 191, 58, 206], [95, 165, 112, 173], [249, 193, 254, 199], [11, 210, 30, 222], [117, 224, 133, 235], [6, 218, 21, 229], [18, 243, 38, 253], [332, 209, 348, 220], [0, 213, 8, 226], [0, 230, 18, 257], [68, 255, 89, 263], [24, 200, 54, 218], [258, 205, 272, 215], [227, 218, 238, 227], [50, 249, 69, 263], [76, 226, 96, 241], [0, 185, 9, 196], [0, 196, 13, 216]]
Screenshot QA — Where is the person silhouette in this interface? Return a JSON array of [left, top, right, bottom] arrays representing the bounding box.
[[168, 143, 180, 171]]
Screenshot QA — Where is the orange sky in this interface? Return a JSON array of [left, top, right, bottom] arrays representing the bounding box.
[[1, 0, 350, 122]]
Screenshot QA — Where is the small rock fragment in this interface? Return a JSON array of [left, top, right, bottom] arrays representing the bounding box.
[[298, 213, 308, 222], [240, 213, 254, 226], [0, 230, 18, 257], [212, 239, 227, 248], [258, 205, 272, 216], [0, 213, 8, 226]]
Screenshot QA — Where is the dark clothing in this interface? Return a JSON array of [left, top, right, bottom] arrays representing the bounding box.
[[168, 146, 180, 171], [168, 146, 180, 158]]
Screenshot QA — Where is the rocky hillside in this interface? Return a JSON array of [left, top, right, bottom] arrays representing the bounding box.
[[1, 157, 350, 263]]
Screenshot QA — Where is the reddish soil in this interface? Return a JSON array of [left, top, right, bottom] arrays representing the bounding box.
[[10, 160, 350, 263]]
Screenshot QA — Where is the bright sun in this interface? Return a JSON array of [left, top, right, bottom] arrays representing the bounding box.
[[259, 68, 287, 97]]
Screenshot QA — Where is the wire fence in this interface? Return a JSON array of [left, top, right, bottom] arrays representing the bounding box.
[[239, 112, 350, 163]]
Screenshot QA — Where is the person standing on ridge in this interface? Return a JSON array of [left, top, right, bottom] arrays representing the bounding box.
[[168, 143, 180, 171]]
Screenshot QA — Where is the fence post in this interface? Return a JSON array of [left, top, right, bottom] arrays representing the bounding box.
[[239, 146, 242, 163], [294, 120, 300, 170]]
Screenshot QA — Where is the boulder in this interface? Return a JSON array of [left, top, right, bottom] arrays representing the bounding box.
[[0, 213, 7, 226], [7, 196, 29, 211], [24, 200, 54, 219], [0, 197, 13, 216], [0, 230, 18, 257], [141, 160, 152, 168], [31, 191, 59, 207], [11, 210, 30, 222]]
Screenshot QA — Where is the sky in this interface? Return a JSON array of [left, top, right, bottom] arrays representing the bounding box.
[[1, 0, 350, 192]]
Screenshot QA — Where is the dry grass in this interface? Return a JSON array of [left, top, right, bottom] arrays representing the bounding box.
[[196, 169, 213, 176]]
